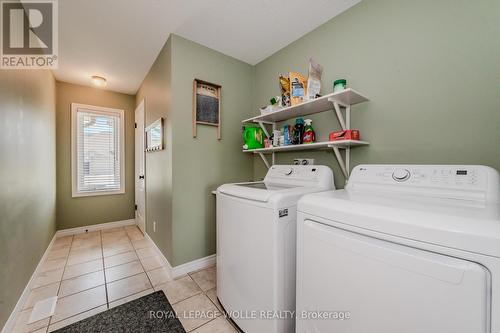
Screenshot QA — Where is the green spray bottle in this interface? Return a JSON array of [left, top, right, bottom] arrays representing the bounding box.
[[302, 119, 316, 144]]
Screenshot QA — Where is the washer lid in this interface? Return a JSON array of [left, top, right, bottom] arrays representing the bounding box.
[[218, 181, 311, 202], [298, 190, 500, 258], [234, 182, 297, 191], [217, 165, 335, 203], [217, 182, 288, 202]]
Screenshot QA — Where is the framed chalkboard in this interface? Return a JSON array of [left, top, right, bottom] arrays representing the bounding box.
[[193, 79, 221, 139]]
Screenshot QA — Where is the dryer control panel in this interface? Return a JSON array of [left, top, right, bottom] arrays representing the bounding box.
[[347, 165, 499, 203]]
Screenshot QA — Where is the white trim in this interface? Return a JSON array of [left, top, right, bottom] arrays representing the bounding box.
[[1, 235, 57, 333], [55, 219, 136, 237], [143, 232, 173, 273], [71, 103, 126, 198], [143, 232, 216, 279], [134, 99, 147, 234], [172, 254, 216, 278]]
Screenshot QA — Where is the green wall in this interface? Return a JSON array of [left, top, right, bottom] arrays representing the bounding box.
[[136, 35, 254, 266], [56, 82, 136, 229], [252, 0, 500, 185], [0, 70, 56, 328], [137, 0, 500, 266], [136, 37, 175, 262], [170, 35, 254, 266]]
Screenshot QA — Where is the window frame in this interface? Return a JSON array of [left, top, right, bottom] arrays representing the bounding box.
[[71, 103, 125, 197]]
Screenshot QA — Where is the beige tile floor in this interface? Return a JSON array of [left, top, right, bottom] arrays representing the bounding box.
[[11, 226, 237, 333]]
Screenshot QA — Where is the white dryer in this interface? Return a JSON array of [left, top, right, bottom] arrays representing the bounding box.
[[296, 164, 500, 333], [217, 165, 334, 333]]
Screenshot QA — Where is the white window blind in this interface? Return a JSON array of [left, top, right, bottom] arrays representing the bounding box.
[[72, 104, 124, 197]]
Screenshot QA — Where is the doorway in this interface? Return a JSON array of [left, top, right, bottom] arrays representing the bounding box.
[[135, 100, 146, 233]]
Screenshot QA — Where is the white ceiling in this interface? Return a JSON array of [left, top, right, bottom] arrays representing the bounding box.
[[54, 0, 361, 94]]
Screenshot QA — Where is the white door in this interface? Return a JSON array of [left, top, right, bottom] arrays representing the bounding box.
[[296, 219, 490, 333], [135, 100, 146, 233]]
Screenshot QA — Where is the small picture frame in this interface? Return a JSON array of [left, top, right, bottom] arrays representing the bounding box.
[[145, 118, 163, 152], [193, 79, 221, 139]]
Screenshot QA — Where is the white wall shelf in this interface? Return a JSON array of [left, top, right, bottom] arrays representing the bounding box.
[[242, 88, 370, 181], [243, 140, 369, 154], [242, 89, 368, 124]]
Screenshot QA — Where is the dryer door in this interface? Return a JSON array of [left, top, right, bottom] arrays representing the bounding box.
[[296, 219, 491, 333]]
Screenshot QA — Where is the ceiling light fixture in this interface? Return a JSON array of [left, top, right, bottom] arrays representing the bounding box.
[[91, 75, 107, 88]]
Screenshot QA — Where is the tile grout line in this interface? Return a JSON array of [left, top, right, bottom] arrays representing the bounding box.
[[46, 234, 75, 330], [32, 243, 112, 278], [188, 316, 219, 333], [66, 247, 103, 266], [108, 289, 153, 308], [162, 274, 207, 306], [103, 252, 138, 269], [48, 244, 150, 306], [204, 292, 223, 314], [99, 230, 110, 309], [48, 304, 104, 327], [47, 232, 142, 330], [168, 292, 217, 333], [169, 290, 204, 306], [182, 267, 225, 332], [177, 291, 223, 333], [56, 281, 107, 300], [50, 281, 155, 327], [126, 227, 157, 290], [32, 228, 177, 331], [60, 266, 103, 282], [20, 230, 142, 331], [49, 262, 146, 304], [107, 270, 146, 286]]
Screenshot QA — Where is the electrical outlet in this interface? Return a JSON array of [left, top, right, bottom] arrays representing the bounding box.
[[153, 221, 156, 232], [293, 158, 315, 165]]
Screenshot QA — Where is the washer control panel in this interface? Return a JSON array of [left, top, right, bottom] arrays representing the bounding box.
[[265, 165, 335, 189], [347, 165, 499, 202], [392, 168, 411, 182]]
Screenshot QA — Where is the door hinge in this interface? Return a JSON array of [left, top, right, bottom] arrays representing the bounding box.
[[135, 123, 137, 128], [134, 204, 137, 210]]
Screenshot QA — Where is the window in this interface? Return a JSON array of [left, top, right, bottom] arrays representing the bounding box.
[[71, 103, 125, 197]]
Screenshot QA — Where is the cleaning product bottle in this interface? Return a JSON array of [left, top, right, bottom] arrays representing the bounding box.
[[302, 119, 316, 144], [293, 118, 305, 144], [283, 125, 291, 146]]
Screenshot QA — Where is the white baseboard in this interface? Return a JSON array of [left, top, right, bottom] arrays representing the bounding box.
[[1, 234, 57, 333], [172, 254, 216, 278], [55, 219, 136, 237], [143, 232, 216, 279], [143, 232, 173, 274]]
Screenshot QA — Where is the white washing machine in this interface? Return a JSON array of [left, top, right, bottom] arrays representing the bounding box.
[[216, 165, 334, 333], [296, 164, 500, 333]]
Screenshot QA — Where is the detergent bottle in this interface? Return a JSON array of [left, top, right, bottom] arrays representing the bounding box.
[[302, 119, 316, 144], [242, 126, 265, 150], [293, 118, 305, 144]]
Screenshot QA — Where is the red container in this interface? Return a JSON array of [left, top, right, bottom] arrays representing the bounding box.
[[329, 129, 360, 141]]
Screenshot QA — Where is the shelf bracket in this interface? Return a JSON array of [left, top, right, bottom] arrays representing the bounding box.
[[256, 121, 271, 138], [328, 98, 347, 130], [331, 146, 349, 180], [257, 152, 271, 169]]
